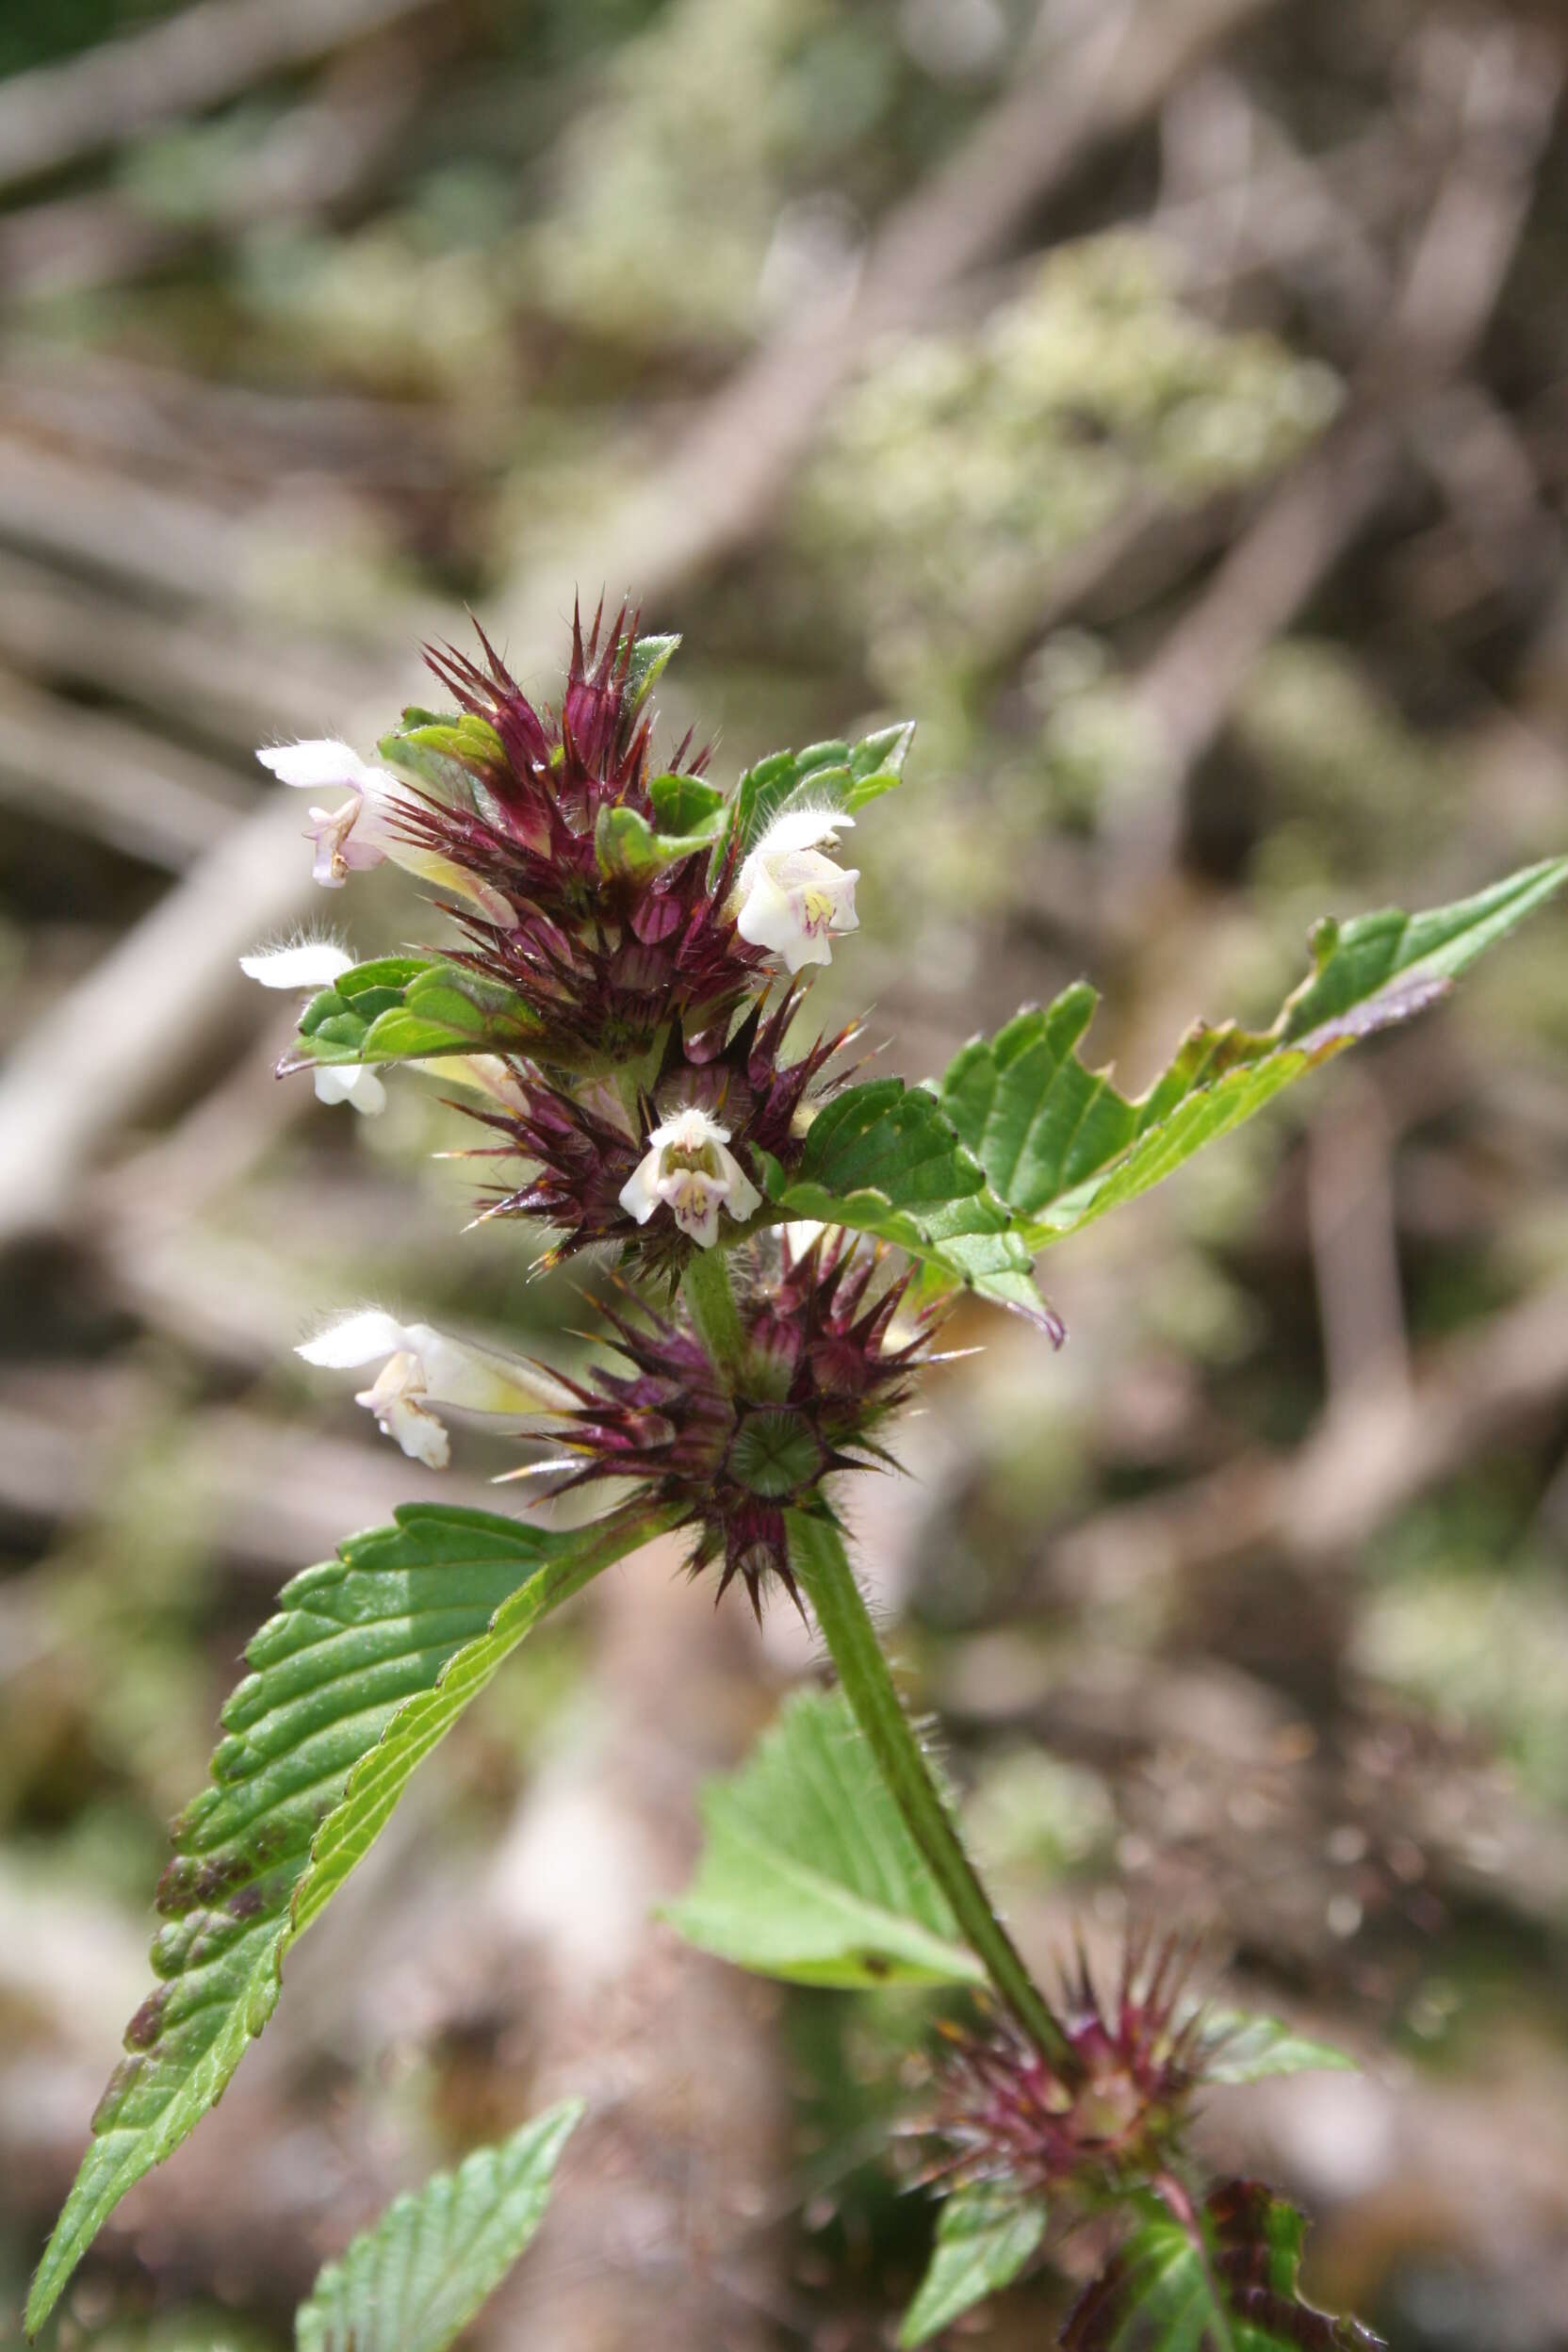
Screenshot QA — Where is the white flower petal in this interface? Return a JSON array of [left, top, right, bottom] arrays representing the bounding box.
[[257, 738, 379, 793], [313, 1064, 385, 1114], [302, 1314, 572, 1466], [622, 1106, 760, 1246], [240, 939, 354, 989], [365, 1385, 451, 1469], [745, 805, 854, 860], [716, 1141, 761, 1224], [734, 825, 859, 973], [736, 872, 833, 968], [619, 1148, 662, 1225], [665, 1172, 724, 1248], [645, 1104, 732, 1154], [298, 1309, 415, 1369]]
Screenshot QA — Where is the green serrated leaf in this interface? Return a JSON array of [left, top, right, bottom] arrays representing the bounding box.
[[1063, 2180, 1383, 2352], [27, 1501, 672, 2339], [286, 957, 545, 1074], [296, 2100, 583, 2352], [664, 1687, 986, 1988], [769, 1079, 1058, 1331], [1200, 2011, 1357, 2086], [939, 858, 1568, 1250], [297, 956, 433, 1037], [900, 2188, 1047, 2346]]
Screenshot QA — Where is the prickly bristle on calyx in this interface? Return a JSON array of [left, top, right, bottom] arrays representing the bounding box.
[[387, 601, 775, 1056], [927, 1933, 1210, 2200]]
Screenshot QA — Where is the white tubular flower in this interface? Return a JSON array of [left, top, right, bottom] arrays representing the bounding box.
[[618, 1105, 761, 1250], [239, 939, 385, 1113], [733, 807, 859, 972], [298, 1310, 574, 1467], [257, 738, 514, 925], [257, 740, 398, 889]]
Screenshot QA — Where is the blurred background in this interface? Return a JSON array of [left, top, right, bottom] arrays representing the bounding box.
[[1, 0, 1567, 2345]]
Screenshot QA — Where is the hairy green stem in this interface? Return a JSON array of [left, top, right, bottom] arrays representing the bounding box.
[[787, 1508, 1071, 2065], [681, 1247, 748, 1380], [541, 1490, 687, 1595]]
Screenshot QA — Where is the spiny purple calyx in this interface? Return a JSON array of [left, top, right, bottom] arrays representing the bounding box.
[[929, 1936, 1207, 2199], [384, 601, 771, 1059], [532, 1234, 939, 1615], [463, 990, 858, 1273]]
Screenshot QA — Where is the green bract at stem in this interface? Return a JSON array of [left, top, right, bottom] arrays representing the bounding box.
[[681, 1247, 750, 1382], [785, 1507, 1071, 2067]]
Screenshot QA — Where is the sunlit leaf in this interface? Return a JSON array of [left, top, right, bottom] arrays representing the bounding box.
[[295, 2100, 583, 2352], [378, 712, 507, 800], [27, 1503, 667, 2338], [900, 2187, 1047, 2346], [648, 770, 726, 836], [764, 1079, 1060, 1333], [939, 859, 1568, 1250], [664, 1687, 985, 1988]]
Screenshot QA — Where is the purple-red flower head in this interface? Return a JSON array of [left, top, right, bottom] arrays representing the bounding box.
[[533, 1232, 939, 1615], [929, 1936, 1208, 2200]]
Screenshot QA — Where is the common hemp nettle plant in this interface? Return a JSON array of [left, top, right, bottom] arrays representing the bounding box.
[[28, 605, 1567, 2347]]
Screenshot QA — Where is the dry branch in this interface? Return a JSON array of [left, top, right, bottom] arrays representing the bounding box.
[[497, 0, 1281, 648], [0, 0, 440, 195], [1121, 20, 1561, 858], [0, 667, 251, 868], [1050, 1271, 1568, 1599]]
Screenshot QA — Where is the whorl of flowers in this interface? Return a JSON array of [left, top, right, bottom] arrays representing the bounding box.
[[466, 988, 858, 1274], [255, 604, 921, 1609], [531, 1230, 933, 1615], [926, 1936, 1208, 2200]]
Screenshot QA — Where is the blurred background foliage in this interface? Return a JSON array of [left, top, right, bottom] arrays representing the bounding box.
[[1, 0, 1567, 2346]]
